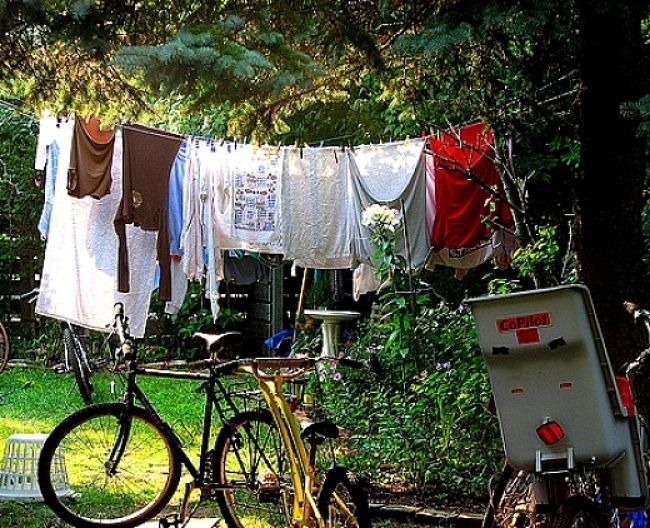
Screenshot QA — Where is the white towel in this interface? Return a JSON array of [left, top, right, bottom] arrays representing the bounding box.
[[36, 128, 157, 337], [282, 147, 352, 269]]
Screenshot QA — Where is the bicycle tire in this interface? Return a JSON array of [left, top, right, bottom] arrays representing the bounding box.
[[550, 496, 608, 528], [38, 403, 181, 528], [214, 409, 293, 528], [492, 469, 544, 528], [0, 321, 9, 373], [317, 465, 371, 528], [63, 325, 93, 405]]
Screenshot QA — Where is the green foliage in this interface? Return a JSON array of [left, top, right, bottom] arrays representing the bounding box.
[[511, 225, 561, 282], [311, 306, 501, 500], [303, 214, 501, 499]]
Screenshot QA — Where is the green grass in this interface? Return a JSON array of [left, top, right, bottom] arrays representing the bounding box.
[[0, 369, 424, 528], [0, 368, 222, 528]]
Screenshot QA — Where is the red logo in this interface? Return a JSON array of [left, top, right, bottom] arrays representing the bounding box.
[[496, 312, 551, 345], [496, 312, 551, 333]]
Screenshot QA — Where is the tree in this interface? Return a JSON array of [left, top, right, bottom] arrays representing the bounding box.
[[574, 1, 649, 365], [0, 0, 648, 364]]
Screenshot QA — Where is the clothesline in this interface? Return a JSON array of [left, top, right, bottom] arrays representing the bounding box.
[[33, 110, 518, 338]]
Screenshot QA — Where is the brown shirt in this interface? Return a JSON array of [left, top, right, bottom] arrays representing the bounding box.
[[115, 124, 182, 301], [67, 117, 115, 199]]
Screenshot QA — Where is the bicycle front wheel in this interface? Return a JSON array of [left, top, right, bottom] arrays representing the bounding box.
[[63, 325, 93, 405], [318, 466, 371, 528], [214, 409, 292, 528], [38, 403, 181, 528], [0, 321, 9, 373]]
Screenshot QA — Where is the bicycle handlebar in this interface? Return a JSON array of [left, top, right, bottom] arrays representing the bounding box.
[[624, 301, 650, 323]]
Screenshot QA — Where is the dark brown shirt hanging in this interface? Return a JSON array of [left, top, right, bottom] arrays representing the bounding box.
[[67, 117, 116, 199], [115, 124, 182, 302]]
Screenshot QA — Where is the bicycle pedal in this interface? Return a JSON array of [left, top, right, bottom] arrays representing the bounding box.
[[158, 514, 181, 528]]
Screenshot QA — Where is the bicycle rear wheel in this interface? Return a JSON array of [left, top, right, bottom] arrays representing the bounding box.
[[214, 409, 292, 528], [0, 321, 9, 373], [63, 325, 93, 404], [318, 466, 371, 528], [38, 403, 181, 528], [550, 496, 608, 528]]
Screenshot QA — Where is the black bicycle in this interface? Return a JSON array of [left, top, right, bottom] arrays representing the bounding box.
[[20, 289, 95, 404], [38, 303, 282, 528]]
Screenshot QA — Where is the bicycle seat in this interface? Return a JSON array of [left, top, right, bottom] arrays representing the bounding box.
[[193, 332, 244, 358], [300, 420, 339, 442]]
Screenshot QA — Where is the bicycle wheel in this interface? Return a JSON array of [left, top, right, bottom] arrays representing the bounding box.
[[63, 325, 93, 405], [214, 409, 292, 528], [493, 469, 540, 528], [0, 321, 9, 373], [38, 403, 181, 528], [550, 496, 608, 528], [318, 466, 371, 528]]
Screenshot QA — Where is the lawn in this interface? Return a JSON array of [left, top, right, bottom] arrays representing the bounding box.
[[0, 367, 216, 528]]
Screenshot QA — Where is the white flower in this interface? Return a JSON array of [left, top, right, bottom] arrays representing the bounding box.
[[361, 204, 402, 231]]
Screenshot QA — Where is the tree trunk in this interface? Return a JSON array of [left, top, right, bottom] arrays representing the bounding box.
[[574, 1, 648, 368]]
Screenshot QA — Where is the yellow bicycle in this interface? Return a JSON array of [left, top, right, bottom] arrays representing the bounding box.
[[214, 356, 371, 528]]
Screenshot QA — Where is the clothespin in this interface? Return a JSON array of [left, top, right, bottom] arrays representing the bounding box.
[[405, 135, 410, 144], [319, 140, 325, 148], [334, 150, 338, 163], [300, 144, 304, 159]]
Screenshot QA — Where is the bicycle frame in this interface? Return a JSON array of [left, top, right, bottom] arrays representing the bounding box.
[[112, 357, 254, 490], [238, 364, 327, 527]]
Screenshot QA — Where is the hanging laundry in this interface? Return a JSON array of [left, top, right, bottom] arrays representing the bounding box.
[[232, 145, 283, 246], [34, 111, 60, 171], [282, 147, 353, 269], [199, 141, 224, 321], [428, 122, 514, 251], [37, 139, 61, 240], [67, 116, 115, 199], [181, 140, 205, 280], [114, 124, 182, 302], [212, 144, 284, 254], [352, 263, 380, 301], [36, 128, 158, 337], [223, 252, 269, 285], [426, 229, 517, 277], [347, 138, 430, 269], [168, 140, 187, 257], [164, 258, 189, 315]]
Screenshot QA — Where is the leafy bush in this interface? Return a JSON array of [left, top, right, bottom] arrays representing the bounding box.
[[311, 306, 502, 500], [304, 204, 503, 501]]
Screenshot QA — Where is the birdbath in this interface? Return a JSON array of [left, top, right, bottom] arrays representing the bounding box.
[[304, 309, 361, 357]]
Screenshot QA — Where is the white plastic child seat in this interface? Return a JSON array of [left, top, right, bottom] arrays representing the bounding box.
[[0, 433, 73, 502]]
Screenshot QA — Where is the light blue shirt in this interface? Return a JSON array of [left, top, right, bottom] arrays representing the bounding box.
[[37, 141, 59, 240]]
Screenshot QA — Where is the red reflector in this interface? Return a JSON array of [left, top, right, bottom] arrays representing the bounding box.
[[516, 328, 540, 344], [511, 387, 524, 394], [559, 382, 573, 389], [536, 421, 564, 445], [615, 375, 636, 417]]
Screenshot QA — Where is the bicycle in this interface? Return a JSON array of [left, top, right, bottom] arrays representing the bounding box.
[[470, 285, 648, 528], [19, 288, 95, 404], [213, 356, 370, 528], [38, 303, 370, 528]]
